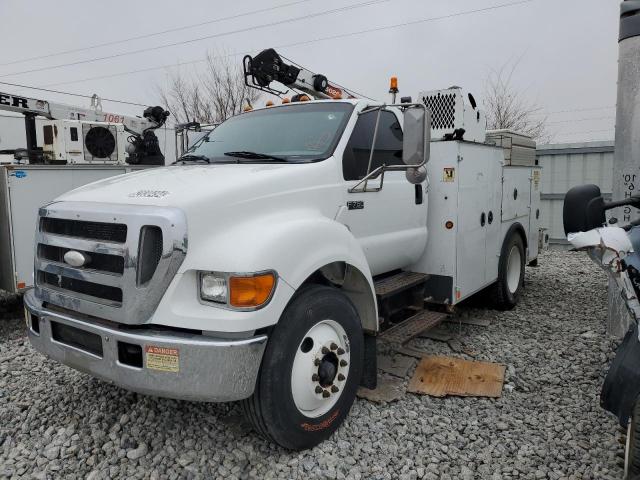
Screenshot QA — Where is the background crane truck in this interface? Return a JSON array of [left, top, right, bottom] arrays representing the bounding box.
[[0, 91, 170, 293], [23, 49, 542, 450]]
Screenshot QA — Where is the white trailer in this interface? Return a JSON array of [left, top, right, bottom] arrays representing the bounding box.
[[0, 165, 153, 293], [23, 49, 542, 450]]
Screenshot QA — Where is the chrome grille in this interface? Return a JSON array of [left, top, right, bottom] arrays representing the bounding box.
[[38, 270, 123, 305], [34, 202, 187, 324], [41, 217, 127, 243], [38, 243, 125, 275]]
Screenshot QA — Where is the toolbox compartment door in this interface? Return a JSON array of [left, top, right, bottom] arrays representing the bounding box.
[[501, 167, 531, 222]]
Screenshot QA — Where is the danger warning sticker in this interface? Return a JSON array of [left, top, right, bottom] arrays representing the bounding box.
[[145, 346, 179, 373]]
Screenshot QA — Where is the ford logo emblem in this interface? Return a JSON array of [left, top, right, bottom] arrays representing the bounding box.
[[63, 250, 90, 268]]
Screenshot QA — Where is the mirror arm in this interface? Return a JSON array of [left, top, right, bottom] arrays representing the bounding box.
[[348, 162, 428, 193], [605, 196, 640, 210], [363, 108, 384, 191], [349, 102, 429, 193]]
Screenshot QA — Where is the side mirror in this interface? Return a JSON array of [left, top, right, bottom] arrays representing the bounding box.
[[563, 184, 606, 235], [403, 106, 431, 184]]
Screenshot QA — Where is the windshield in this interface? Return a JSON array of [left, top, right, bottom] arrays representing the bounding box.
[[185, 102, 354, 163]]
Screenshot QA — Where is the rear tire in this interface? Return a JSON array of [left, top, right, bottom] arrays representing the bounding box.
[[242, 285, 363, 450], [491, 233, 525, 310]]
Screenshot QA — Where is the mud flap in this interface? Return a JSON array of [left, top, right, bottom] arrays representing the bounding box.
[[601, 323, 640, 426], [360, 334, 377, 390]]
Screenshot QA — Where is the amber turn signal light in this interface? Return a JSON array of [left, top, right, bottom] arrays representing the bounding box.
[[229, 273, 276, 308]]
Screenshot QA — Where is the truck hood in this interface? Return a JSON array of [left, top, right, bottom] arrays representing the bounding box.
[[56, 163, 331, 210]]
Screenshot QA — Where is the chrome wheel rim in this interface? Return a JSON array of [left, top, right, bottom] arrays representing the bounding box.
[[291, 320, 350, 418], [506, 245, 522, 294]]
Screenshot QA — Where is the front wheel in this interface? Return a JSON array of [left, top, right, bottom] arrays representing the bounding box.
[[625, 399, 640, 478], [491, 232, 525, 310], [242, 285, 364, 450]]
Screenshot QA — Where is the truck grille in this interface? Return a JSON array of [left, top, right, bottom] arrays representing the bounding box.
[[41, 217, 127, 243], [137, 226, 163, 286], [38, 271, 123, 304], [35, 203, 187, 324], [38, 243, 125, 275]]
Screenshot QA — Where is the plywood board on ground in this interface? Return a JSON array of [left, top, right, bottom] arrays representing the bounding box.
[[408, 356, 505, 398]]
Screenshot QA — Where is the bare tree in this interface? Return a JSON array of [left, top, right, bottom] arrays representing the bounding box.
[[158, 52, 260, 125], [484, 62, 551, 143]]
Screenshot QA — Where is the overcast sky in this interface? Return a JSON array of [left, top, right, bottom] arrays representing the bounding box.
[[0, 0, 620, 144]]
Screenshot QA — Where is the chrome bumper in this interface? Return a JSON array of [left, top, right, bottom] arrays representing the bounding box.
[[24, 290, 267, 402]]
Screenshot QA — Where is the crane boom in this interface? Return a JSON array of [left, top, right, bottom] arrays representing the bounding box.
[[243, 48, 358, 100], [0, 91, 155, 133]]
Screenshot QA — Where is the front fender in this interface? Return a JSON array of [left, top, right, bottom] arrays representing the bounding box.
[[153, 210, 376, 333]]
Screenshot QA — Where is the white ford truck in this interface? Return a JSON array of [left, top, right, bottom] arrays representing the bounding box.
[[24, 51, 541, 450]]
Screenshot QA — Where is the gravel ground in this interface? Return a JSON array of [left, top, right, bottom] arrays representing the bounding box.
[[0, 250, 625, 479]]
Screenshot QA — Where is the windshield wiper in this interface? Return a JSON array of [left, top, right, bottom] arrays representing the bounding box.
[[224, 151, 287, 162], [173, 154, 210, 164]]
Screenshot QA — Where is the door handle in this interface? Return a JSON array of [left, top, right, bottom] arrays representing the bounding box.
[[415, 184, 423, 205], [488, 211, 494, 224], [480, 212, 486, 227]]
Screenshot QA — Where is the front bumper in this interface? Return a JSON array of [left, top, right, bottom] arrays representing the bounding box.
[[24, 290, 267, 402]]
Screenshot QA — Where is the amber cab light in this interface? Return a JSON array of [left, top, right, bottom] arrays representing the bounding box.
[[389, 76, 399, 92], [445, 221, 454, 230], [229, 273, 276, 308]]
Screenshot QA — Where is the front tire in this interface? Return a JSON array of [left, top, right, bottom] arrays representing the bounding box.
[[242, 285, 364, 450], [491, 232, 525, 310], [625, 399, 640, 478]]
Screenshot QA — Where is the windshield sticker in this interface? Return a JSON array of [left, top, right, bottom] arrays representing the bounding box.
[[128, 190, 170, 198]]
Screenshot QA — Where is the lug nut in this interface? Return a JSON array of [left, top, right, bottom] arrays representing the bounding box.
[[340, 360, 348, 367], [321, 347, 330, 354], [315, 386, 323, 394], [331, 385, 339, 393], [314, 358, 321, 366], [337, 348, 345, 355], [337, 373, 345, 381], [312, 374, 319, 382], [330, 343, 338, 351], [322, 390, 331, 398]]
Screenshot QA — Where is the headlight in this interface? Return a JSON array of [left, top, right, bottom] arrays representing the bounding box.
[[199, 271, 277, 309], [200, 272, 228, 303]]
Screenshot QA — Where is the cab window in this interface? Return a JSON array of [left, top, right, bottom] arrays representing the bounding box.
[[342, 110, 403, 181]]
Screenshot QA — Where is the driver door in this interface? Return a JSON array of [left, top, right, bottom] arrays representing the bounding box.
[[336, 109, 428, 276]]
